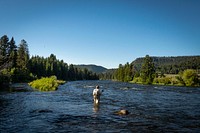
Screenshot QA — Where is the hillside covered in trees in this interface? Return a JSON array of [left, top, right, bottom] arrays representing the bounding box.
[[102, 55, 200, 81], [75, 64, 107, 74], [101, 55, 200, 86], [0, 35, 98, 86], [132, 56, 200, 74]]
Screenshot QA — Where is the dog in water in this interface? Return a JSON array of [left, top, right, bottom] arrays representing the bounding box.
[[93, 85, 102, 104]]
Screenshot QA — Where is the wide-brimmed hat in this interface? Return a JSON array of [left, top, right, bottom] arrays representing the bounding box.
[[96, 85, 99, 89]]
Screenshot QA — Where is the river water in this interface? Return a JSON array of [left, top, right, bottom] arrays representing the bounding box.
[[0, 80, 200, 132]]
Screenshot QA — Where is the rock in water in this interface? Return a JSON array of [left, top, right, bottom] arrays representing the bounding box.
[[115, 109, 129, 115]]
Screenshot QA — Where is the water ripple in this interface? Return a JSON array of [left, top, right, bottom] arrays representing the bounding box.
[[0, 80, 200, 132]]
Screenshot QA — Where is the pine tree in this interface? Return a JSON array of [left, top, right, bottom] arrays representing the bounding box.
[[0, 35, 9, 69], [124, 62, 132, 82], [8, 37, 17, 68], [140, 55, 155, 84], [17, 39, 29, 69]]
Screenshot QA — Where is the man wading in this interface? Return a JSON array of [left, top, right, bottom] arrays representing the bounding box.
[[93, 85, 102, 104]]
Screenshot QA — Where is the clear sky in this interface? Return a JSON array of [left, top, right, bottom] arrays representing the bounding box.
[[0, 0, 200, 68]]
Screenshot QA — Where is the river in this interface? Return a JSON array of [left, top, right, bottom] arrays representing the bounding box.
[[0, 80, 200, 132]]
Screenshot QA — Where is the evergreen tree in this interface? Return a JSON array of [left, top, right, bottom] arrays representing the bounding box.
[[13, 39, 30, 82], [17, 39, 29, 69], [0, 36, 18, 84], [68, 64, 75, 80], [140, 55, 155, 84], [118, 64, 124, 81], [0, 35, 9, 69], [8, 37, 17, 68], [124, 62, 132, 82]]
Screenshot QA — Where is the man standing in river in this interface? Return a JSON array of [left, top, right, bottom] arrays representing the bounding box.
[[93, 85, 101, 104]]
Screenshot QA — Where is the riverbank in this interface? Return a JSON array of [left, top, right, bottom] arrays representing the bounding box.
[[129, 80, 198, 88], [130, 73, 200, 87], [9, 83, 34, 92]]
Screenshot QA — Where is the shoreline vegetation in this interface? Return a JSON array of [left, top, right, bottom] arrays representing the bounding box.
[[28, 76, 65, 91], [0, 35, 200, 88], [131, 72, 199, 87], [110, 55, 200, 87], [0, 35, 98, 89]]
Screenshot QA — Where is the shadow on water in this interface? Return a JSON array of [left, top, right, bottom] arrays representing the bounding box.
[[0, 80, 200, 132]]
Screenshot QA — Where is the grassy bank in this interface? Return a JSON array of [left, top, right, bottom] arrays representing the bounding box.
[[130, 70, 200, 87], [29, 76, 66, 91]]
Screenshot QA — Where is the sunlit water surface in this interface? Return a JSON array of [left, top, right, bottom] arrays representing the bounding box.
[[0, 80, 200, 132]]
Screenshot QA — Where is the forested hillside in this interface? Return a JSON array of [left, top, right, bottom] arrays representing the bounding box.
[[75, 64, 107, 74], [132, 56, 200, 74], [101, 55, 200, 86]]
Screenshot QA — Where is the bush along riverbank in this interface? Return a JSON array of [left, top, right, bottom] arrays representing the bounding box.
[[29, 76, 66, 91], [131, 69, 199, 87]]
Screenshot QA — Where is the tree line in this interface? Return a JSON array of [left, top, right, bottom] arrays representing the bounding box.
[[113, 55, 155, 84], [29, 54, 98, 81], [0, 35, 98, 86], [102, 55, 200, 86], [1, 35, 199, 87], [0, 35, 30, 84], [131, 56, 200, 74]]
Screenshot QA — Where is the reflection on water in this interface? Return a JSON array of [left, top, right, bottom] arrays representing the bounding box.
[[93, 103, 100, 113], [0, 80, 200, 132]]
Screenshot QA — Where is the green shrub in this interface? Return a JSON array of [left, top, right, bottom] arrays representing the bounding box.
[[153, 78, 159, 84], [153, 77, 173, 85], [171, 77, 179, 85], [175, 76, 185, 86], [163, 77, 171, 85], [132, 77, 143, 84], [182, 69, 199, 86], [29, 76, 66, 91]]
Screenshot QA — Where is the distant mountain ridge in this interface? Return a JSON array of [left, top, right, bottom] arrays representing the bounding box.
[[75, 56, 200, 75], [75, 64, 108, 74]]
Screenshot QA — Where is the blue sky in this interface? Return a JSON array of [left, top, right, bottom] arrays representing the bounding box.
[[0, 0, 200, 68]]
